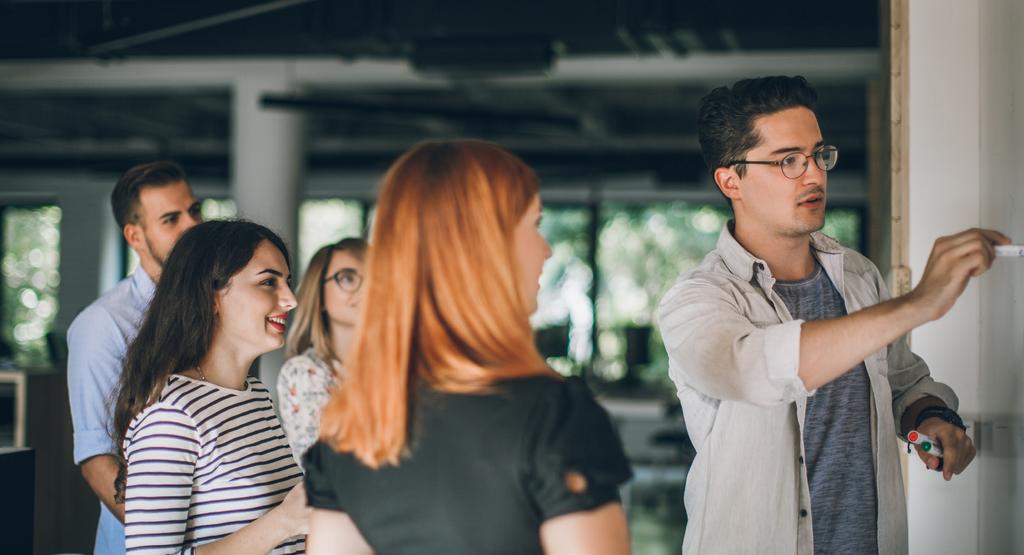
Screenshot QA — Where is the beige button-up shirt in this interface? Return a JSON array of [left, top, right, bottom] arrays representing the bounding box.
[[656, 224, 958, 554]]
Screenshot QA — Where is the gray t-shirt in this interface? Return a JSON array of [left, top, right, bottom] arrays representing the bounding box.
[[774, 263, 878, 555]]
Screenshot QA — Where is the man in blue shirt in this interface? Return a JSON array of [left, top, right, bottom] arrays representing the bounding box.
[[67, 161, 202, 554]]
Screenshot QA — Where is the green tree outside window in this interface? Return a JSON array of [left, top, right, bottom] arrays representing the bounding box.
[[594, 204, 862, 391], [532, 206, 593, 376], [298, 199, 365, 275], [2, 205, 62, 367]]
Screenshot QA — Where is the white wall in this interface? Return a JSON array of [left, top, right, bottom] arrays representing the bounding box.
[[907, 0, 1024, 553], [977, 0, 1024, 551]]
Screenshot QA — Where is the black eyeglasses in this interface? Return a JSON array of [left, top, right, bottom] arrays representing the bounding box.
[[727, 145, 839, 179], [323, 268, 363, 293]]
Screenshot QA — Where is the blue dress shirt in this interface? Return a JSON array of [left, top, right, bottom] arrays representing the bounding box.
[[67, 270, 155, 555]]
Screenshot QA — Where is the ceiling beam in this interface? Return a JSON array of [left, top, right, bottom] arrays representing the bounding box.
[[0, 49, 879, 91]]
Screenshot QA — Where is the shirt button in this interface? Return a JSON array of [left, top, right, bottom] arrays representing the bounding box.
[[798, 456, 805, 464], [800, 509, 808, 518]]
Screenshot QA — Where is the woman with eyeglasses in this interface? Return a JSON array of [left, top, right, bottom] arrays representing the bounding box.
[[278, 238, 368, 463]]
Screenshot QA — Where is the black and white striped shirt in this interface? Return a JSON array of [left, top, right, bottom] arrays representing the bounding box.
[[124, 374, 305, 554]]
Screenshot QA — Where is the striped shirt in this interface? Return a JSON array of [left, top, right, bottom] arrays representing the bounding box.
[[124, 375, 305, 554]]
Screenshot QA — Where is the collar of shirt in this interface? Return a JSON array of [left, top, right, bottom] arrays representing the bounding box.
[[130, 268, 157, 306], [715, 220, 845, 289]]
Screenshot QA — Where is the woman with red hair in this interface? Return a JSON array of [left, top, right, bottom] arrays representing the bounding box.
[[303, 139, 632, 554]]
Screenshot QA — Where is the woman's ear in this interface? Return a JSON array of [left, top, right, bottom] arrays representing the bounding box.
[[212, 281, 230, 316]]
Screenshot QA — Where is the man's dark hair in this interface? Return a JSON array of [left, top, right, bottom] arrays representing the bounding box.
[[697, 75, 819, 181], [110, 161, 189, 229]]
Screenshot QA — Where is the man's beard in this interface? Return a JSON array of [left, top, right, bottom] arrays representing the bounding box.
[[144, 234, 166, 268], [782, 218, 826, 238]]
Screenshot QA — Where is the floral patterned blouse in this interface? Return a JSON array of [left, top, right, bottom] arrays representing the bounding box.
[[276, 348, 338, 464]]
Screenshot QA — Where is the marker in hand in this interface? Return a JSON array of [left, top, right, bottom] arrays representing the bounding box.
[[995, 245, 1024, 257], [908, 430, 944, 458]]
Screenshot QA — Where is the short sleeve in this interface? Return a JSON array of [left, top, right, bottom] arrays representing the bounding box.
[[124, 405, 199, 555], [524, 377, 632, 521], [303, 441, 345, 512]]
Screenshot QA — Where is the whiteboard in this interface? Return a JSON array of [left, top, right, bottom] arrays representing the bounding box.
[[977, 0, 1024, 550]]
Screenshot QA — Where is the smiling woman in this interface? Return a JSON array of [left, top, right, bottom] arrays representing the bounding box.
[[111, 220, 308, 555]]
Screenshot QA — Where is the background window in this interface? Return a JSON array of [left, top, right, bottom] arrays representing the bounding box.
[[200, 198, 237, 221], [595, 203, 728, 390], [822, 207, 864, 250], [297, 199, 365, 274], [591, 203, 864, 391], [1, 205, 62, 367], [531, 206, 593, 376]]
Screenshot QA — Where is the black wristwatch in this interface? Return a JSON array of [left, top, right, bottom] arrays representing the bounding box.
[[914, 406, 966, 431]]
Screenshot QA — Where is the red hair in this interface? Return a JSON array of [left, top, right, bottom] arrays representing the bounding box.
[[319, 140, 555, 467]]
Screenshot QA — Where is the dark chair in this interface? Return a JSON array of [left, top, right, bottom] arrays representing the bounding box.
[[0, 448, 35, 554]]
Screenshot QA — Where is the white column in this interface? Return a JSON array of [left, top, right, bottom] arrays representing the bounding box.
[[231, 78, 305, 394], [40, 177, 121, 334]]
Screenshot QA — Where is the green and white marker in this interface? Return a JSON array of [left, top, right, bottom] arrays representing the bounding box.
[[907, 430, 944, 458]]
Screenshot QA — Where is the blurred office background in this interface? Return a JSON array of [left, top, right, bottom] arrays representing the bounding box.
[[2, 2, 1022, 555], [0, 2, 880, 553]]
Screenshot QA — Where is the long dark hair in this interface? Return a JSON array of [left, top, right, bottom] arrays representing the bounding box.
[[112, 219, 290, 502]]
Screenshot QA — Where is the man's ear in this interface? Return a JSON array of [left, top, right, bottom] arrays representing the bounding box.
[[714, 166, 743, 204], [123, 223, 143, 250]]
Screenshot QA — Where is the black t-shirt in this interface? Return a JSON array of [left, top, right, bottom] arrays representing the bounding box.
[[303, 375, 632, 555]]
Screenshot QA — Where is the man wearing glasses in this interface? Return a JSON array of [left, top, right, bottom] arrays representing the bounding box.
[[657, 76, 1008, 554]]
